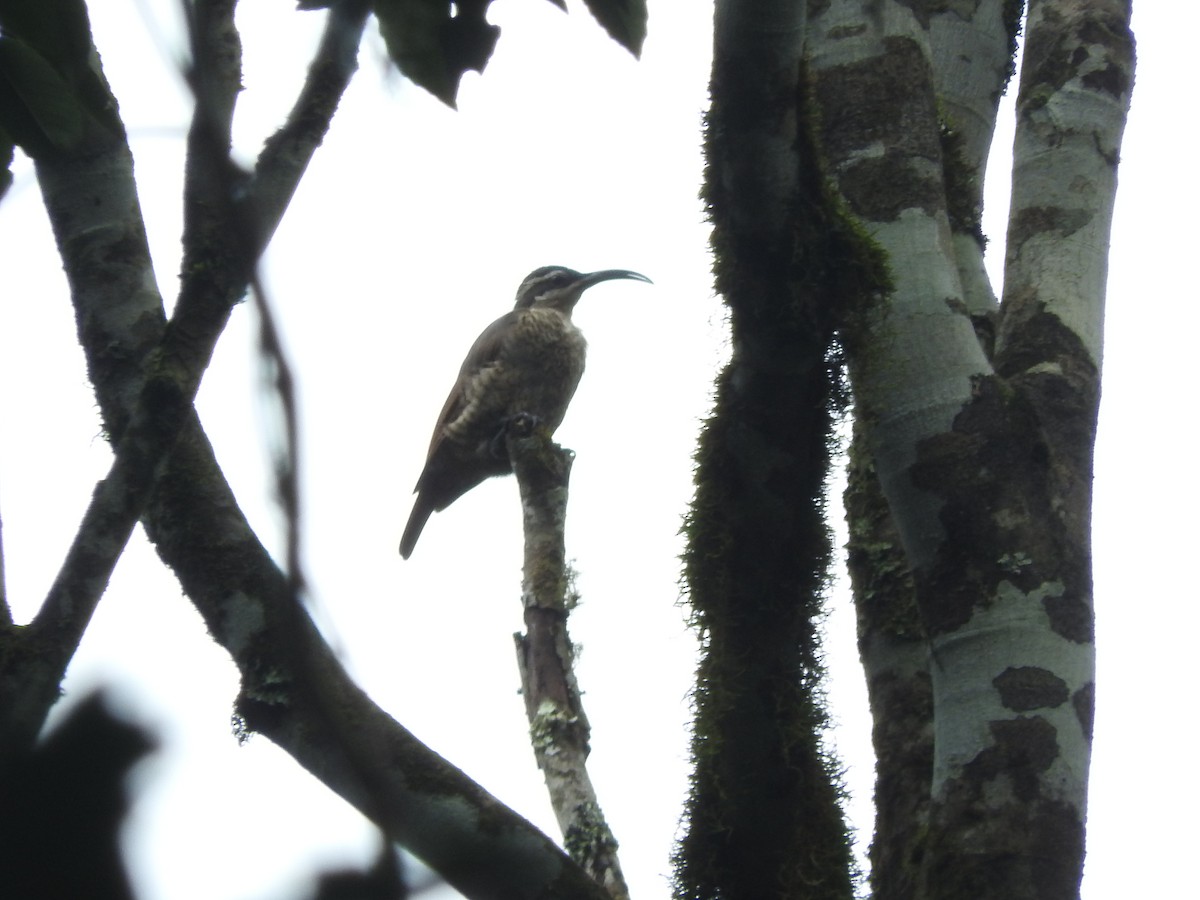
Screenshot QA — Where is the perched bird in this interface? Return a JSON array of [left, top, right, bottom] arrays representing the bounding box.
[[399, 265, 652, 558]]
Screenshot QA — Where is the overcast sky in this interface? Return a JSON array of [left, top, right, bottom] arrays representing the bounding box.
[[0, 3, 1193, 899]]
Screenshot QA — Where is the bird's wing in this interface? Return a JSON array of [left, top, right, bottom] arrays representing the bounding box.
[[420, 310, 520, 464]]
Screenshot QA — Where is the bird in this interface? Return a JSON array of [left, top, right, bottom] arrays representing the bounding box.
[[399, 265, 652, 558]]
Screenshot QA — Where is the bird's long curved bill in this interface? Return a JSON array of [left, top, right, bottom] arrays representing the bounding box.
[[580, 269, 653, 288]]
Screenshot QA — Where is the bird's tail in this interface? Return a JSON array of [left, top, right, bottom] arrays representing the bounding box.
[[399, 498, 434, 559]]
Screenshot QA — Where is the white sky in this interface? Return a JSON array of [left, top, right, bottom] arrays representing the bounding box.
[[0, 3, 1193, 899]]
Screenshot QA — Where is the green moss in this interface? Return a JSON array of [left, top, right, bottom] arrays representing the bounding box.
[[1002, 0, 1026, 88], [675, 56, 889, 900], [938, 115, 985, 247]]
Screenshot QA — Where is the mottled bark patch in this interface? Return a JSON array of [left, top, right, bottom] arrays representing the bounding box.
[[840, 152, 944, 221], [912, 295, 1097, 637], [827, 23, 867, 40], [866, 670, 934, 900], [814, 36, 943, 221], [891, 0, 930, 29], [1071, 681, 1095, 742], [1027, 799, 1087, 900], [925, 716, 1085, 900], [891, 0, 987, 31], [1021, 3, 1134, 106], [993, 666, 1069, 712], [1043, 590, 1093, 643], [1009, 205, 1093, 251], [1080, 57, 1129, 97], [845, 442, 921, 641], [846, 426, 933, 900], [910, 376, 1057, 634], [983, 716, 1059, 800]]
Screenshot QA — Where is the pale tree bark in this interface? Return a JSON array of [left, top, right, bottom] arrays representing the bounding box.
[[812, 3, 1013, 895], [809, 1, 1134, 898]]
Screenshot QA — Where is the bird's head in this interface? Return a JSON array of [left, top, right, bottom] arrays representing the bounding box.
[[514, 266, 652, 313]]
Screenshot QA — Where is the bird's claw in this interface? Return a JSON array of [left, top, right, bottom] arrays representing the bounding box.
[[507, 412, 540, 436], [489, 413, 541, 458]]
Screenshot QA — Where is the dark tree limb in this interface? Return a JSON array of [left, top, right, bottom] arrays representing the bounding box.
[[251, 0, 371, 249], [143, 441, 608, 899], [0, 0, 369, 747], [1, 5, 617, 896], [0, 0, 251, 756], [508, 425, 628, 900]]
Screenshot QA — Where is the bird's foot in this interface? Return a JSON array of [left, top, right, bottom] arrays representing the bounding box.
[[506, 412, 540, 436], [489, 413, 541, 458]]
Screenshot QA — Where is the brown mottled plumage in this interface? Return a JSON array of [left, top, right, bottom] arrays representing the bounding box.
[[399, 266, 651, 558]]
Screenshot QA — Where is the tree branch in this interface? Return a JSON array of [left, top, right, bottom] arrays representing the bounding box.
[[0, 0, 366, 740], [926, 0, 1019, 326], [250, 0, 371, 249], [1, 4, 615, 895], [506, 424, 628, 899], [998, 0, 1134, 371], [0, 0, 253, 753], [138, 437, 608, 899], [0, 131, 166, 755]]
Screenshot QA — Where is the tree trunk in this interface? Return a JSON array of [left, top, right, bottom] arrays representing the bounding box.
[[676, 1, 889, 898], [810, 2, 1134, 898]]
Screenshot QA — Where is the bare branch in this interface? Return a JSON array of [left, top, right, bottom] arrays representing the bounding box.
[[507, 423, 628, 899], [0, 147, 164, 753], [249, 272, 306, 596], [1, 375, 199, 752], [250, 0, 371, 249], [0, 0, 252, 751], [142, 462, 608, 900], [239, 1, 372, 596]]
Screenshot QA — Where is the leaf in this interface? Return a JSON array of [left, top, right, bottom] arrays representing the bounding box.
[[374, 0, 500, 107], [0, 0, 121, 137], [0, 35, 86, 156], [0, 0, 93, 76], [580, 0, 647, 58], [442, 0, 501, 79]]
